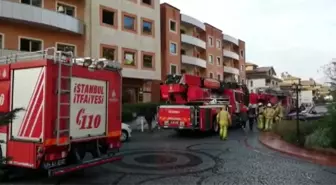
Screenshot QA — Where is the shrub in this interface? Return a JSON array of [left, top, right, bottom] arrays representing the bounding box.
[[305, 127, 333, 148], [273, 120, 320, 146]]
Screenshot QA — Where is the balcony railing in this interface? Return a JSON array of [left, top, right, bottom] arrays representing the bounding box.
[[223, 34, 239, 46], [182, 55, 207, 68], [181, 14, 206, 31], [181, 34, 206, 49], [0, 0, 84, 34], [224, 66, 240, 75], [0, 49, 28, 57], [223, 49, 239, 60]]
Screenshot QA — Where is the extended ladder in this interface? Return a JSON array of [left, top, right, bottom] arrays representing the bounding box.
[[55, 50, 73, 146]]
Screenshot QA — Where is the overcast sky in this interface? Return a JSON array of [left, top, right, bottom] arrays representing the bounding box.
[[161, 0, 336, 82]]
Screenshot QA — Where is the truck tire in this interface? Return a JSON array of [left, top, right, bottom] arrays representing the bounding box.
[[212, 119, 219, 133]]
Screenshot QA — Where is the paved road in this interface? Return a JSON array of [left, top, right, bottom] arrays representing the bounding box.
[[7, 128, 336, 185]]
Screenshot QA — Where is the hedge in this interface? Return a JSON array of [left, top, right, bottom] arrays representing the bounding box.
[[122, 102, 168, 122]]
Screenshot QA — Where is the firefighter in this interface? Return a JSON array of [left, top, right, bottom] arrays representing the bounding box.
[[274, 102, 284, 124], [264, 103, 275, 131], [216, 105, 231, 140], [257, 102, 265, 130]]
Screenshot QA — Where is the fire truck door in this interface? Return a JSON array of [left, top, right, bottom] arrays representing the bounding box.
[[200, 108, 212, 131]]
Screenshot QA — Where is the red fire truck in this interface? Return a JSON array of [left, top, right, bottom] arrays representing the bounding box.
[[250, 87, 293, 113], [0, 48, 122, 178], [157, 74, 248, 132]]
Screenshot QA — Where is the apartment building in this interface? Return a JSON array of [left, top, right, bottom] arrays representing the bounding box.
[[0, 0, 85, 56], [245, 62, 282, 92], [85, 0, 161, 103], [223, 34, 246, 83], [160, 3, 246, 84]]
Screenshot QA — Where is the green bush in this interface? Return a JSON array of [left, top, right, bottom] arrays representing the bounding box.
[[305, 127, 333, 148], [273, 120, 320, 146]]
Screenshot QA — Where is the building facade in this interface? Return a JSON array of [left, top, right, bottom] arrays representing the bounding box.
[[0, 0, 85, 56], [223, 34, 246, 83], [85, 0, 161, 103], [0, 0, 247, 103], [245, 62, 282, 93], [160, 3, 246, 84]]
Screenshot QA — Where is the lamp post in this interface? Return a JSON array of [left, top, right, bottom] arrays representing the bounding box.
[[291, 80, 302, 144]]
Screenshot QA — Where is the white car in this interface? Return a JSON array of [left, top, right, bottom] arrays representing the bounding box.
[[121, 123, 132, 142]]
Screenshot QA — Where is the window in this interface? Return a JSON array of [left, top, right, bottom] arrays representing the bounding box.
[[234, 92, 242, 102], [142, 19, 153, 35], [240, 50, 244, 57], [102, 47, 116, 60], [250, 80, 253, 87], [0, 34, 3, 49], [208, 55, 213, 64], [216, 57, 221, 65], [216, 39, 221, 48], [142, 0, 152, 5], [101, 8, 116, 27], [19, 38, 42, 52], [56, 43, 75, 55], [123, 14, 136, 31], [123, 50, 136, 66], [208, 37, 213, 46], [170, 42, 177, 54], [170, 64, 177, 74], [57, 3, 75, 17], [209, 73, 213, 79], [181, 49, 186, 55], [170, 20, 176, 32], [217, 74, 221, 80], [21, 0, 42, 7], [142, 53, 154, 68]]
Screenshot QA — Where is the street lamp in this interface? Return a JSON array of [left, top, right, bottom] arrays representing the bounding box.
[[291, 79, 302, 144]]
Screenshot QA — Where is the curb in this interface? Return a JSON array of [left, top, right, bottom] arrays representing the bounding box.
[[259, 132, 336, 167]]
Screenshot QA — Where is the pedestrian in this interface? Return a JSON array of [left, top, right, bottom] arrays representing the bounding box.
[[263, 103, 275, 131], [216, 105, 231, 140], [257, 102, 265, 130], [247, 104, 257, 131]]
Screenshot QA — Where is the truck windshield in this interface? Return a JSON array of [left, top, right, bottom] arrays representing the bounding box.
[[165, 74, 182, 84]]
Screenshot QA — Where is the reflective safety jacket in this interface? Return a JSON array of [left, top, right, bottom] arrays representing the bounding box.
[[216, 110, 230, 126], [264, 107, 275, 119]]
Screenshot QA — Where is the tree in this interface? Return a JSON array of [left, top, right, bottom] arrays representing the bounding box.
[[323, 59, 336, 88]]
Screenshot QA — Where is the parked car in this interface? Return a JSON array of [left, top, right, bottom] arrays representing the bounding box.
[[287, 105, 328, 121], [121, 123, 132, 142]]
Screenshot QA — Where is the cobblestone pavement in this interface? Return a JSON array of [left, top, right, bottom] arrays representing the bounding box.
[[7, 128, 336, 185]]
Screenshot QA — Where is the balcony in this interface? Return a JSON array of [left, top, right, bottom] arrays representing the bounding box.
[[223, 49, 239, 60], [181, 14, 206, 31], [224, 66, 240, 75], [223, 34, 239, 46], [0, 0, 84, 34], [181, 34, 206, 49], [182, 55, 207, 68]]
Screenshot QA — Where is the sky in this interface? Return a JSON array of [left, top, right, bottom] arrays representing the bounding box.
[[161, 0, 336, 83]]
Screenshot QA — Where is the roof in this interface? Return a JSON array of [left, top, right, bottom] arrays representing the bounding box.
[[246, 66, 277, 76], [245, 62, 257, 66]]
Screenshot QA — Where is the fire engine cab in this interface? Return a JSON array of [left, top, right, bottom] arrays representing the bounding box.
[[157, 74, 248, 132], [0, 48, 122, 177]]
